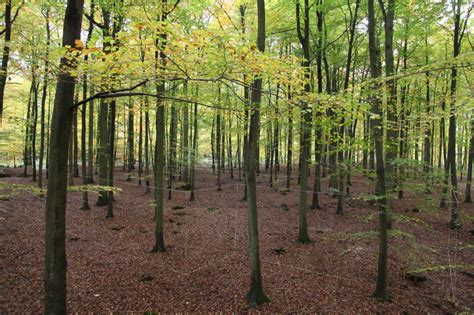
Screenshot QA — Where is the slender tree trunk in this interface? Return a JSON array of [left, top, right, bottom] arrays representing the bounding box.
[[182, 83, 189, 183], [311, 5, 323, 206], [81, 86, 90, 210], [138, 98, 143, 185], [296, 0, 311, 243], [286, 94, 293, 190], [447, 0, 462, 229], [168, 102, 177, 199], [31, 75, 39, 182], [38, 9, 51, 189], [87, 85, 94, 184], [73, 105, 79, 177], [106, 101, 116, 218], [465, 119, 473, 203], [145, 97, 151, 193], [0, 0, 15, 124], [245, 0, 269, 307], [190, 96, 198, 201], [97, 99, 109, 205], [152, 1, 169, 252], [379, 0, 396, 229], [211, 111, 216, 174], [369, 0, 389, 300], [127, 98, 135, 181], [68, 110, 75, 186], [23, 84, 33, 177], [216, 95, 222, 191]]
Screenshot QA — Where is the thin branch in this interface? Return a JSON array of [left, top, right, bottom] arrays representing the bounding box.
[[73, 80, 149, 107], [84, 12, 105, 29]]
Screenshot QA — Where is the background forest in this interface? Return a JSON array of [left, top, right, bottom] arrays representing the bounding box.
[[0, 0, 473, 313]]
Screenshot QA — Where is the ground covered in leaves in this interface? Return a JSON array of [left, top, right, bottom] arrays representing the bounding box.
[[1, 166, 473, 313]]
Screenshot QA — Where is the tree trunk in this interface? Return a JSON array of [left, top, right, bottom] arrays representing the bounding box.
[[296, 0, 311, 243], [31, 75, 39, 182], [81, 83, 90, 210], [216, 96, 222, 191], [182, 83, 189, 183], [379, 0, 396, 229], [369, 0, 389, 300], [447, 0, 462, 229], [190, 95, 198, 201], [38, 8, 51, 189], [106, 101, 116, 218], [138, 98, 143, 185], [465, 119, 473, 203], [97, 99, 109, 206], [168, 102, 177, 199], [127, 98, 135, 181], [73, 105, 79, 177], [152, 0, 169, 252], [87, 85, 94, 184], [145, 97, 151, 192], [245, 0, 269, 307], [0, 0, 15, 123], [44, 2, 84, 312]]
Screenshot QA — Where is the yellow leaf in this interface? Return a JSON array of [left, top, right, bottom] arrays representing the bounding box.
[[74, 39, 84, 49]]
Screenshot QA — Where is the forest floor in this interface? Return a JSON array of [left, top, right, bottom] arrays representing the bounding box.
[[0, 166, 473, 313]]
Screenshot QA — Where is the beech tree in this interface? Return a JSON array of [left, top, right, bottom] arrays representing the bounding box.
[[44, 0, 84, 312]]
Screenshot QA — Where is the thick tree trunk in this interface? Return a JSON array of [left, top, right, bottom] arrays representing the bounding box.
[[44, 2, 84, 313], [153, 83, 166, 252]]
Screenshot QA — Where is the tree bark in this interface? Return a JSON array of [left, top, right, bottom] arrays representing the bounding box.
[[38, 8, 51, 189], [44, 1, 84, 312], [245, 0, 269, 307], [296, 0, 311, 243], [369, 0, 389, 300]]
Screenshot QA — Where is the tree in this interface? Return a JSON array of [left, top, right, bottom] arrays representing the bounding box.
[[379, 0, 396, 229], [245, 0, 269, 307], [44, 0, 84, 312], [0, 0, 23, 124], [295, 0, 311, 244], [151, 0, 171, 253], [368, 0, 389, 301]]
